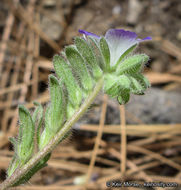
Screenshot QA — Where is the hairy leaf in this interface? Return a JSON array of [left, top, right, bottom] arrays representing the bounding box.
[[104, 74, 131, 98], [53, 55, 82, 106], [65, 46, 93, 92], [99, 37, 110, 71], [117, 89, 130, 105], [88, 36, 105, 70], [116, 54, 149, 75], [75, 37, 103, 79], [17, 105, 34, 164], [12, 153, 51, 187], [39, 75, 64, 150]]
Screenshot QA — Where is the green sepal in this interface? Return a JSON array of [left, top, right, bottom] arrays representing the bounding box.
[[104, 75, 121, 98], [75, 37, 103, 79], [12, 153, 51, 187], [65, 46, 93, 92], [39, 75, 65, 150], [129, 77, 143, 95], [117, 89, 130, 105], [104, 74, 131, 98], [17, 105, 35, 165], [99, 37, 110, 72], [88, 37, 105, 70], [112, 44, 137, 70], [132, 73, 150, 89], [53, 55, 82, 106], [129, 73, 150, 95], [116, 54, 149, 75], [32, 102, 43, 146]]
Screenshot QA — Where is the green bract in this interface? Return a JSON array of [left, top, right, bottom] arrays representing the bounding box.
[[7, 106, 35, 177], [116, 54, 149, 75], [100, 37, 110, 71], [6, 30, 151, 188], [17, 106, 34, 164], [53, 55, 82, 106], [75, 37, 103, 79], [39, 75, 64, 150], [65, 46, 93, 92]]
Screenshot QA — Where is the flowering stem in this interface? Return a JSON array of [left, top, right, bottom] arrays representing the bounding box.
[[0, 77, 104, 190], [120, 105, 126, 175]]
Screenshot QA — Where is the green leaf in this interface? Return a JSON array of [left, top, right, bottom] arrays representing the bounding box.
[[104, 74, 131, 98], [129, 75, 146, 95], [132, 73, 151, 89], [32, 102, 43, 145], [39, 75, 65, 150], [99, 37, 110, 71], [88, 36, 105, 70], [116, 54, 149, 75], [117, 89, 130, 105], [65, 46, 93, 92], [12, 153, 51, 186], [53, 55, 82, 106], [75, 37, 103, 79], [49, 75, 64, 130], [17, 105, 35, 165], [104, 74, 119, 97]]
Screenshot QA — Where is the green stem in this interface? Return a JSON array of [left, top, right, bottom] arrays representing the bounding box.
[[0, 77, 104, 190]]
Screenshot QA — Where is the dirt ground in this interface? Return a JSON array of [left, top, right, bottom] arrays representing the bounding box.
[[0, 0, 181, 189]]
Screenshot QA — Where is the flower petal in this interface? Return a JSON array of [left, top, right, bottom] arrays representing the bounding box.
[[105, 29, 151, 66], [78, 29, 100, 39], [106, 29, 138, 40], [138, 36, 152, 41], [105, 29, 138, 66]]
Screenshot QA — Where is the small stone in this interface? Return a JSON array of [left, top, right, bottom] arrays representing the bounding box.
[[112, 5, 122, 15], [40, 10, 63, 40]]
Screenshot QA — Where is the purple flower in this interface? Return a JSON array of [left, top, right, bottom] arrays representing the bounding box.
[[79, 29, 151, 66]]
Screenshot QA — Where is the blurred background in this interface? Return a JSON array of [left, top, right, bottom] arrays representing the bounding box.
[[0, 0, 181, 189]]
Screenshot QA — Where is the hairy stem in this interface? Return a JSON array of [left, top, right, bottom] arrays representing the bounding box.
[[0, 77, 104, 190]]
